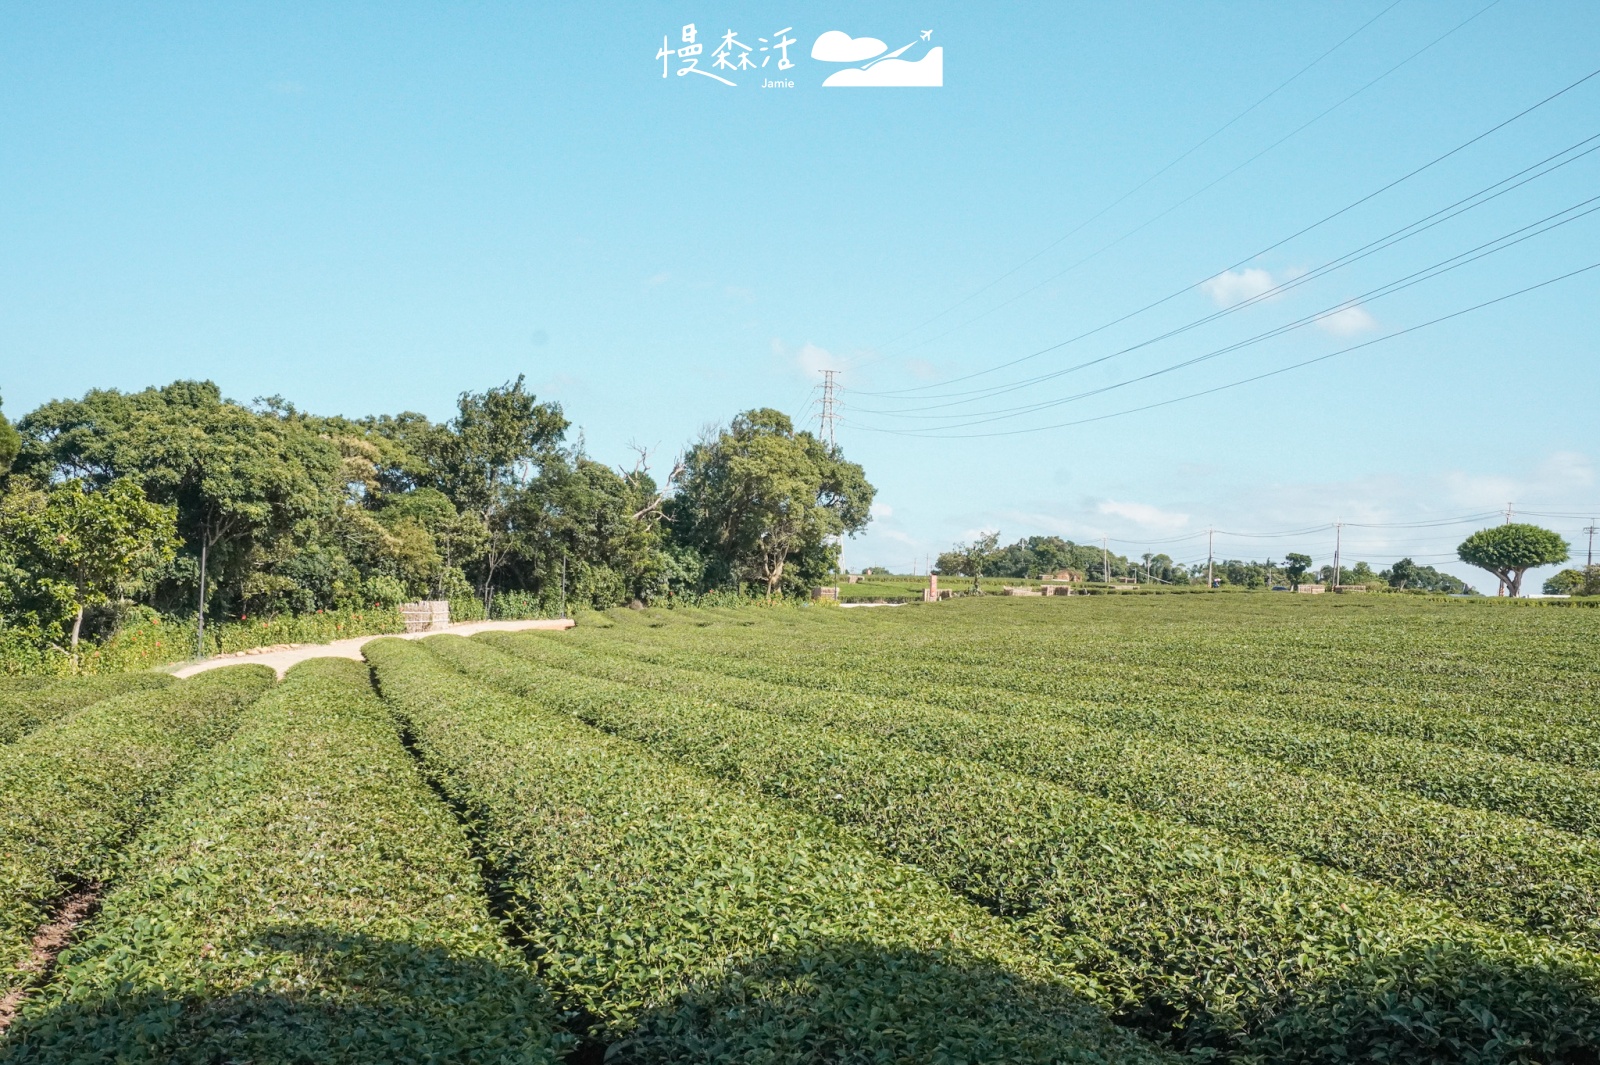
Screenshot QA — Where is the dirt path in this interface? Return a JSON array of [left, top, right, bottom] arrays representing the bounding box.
[[170, 619, 575, 679]]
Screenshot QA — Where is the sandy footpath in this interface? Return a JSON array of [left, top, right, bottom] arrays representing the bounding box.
[[170, 618, 575, 679]]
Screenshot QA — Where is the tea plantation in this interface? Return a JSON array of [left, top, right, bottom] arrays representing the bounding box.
[[2, 594, 1599, 1063]]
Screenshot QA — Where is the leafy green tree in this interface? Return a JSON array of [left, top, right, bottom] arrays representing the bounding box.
[[669, 409, 873, 598], [427, 376, 568, 609], [0, 397, 19, 476], [0, 480, 176, 655], [1544, 569, 1585, 595], [1284, 553, 1313, 590], [17, 382, 343, 640], [1385, 557, 1418, 590], [1458, 523, 1569, 597], [940, 531, 1003, 593], [1544, 566, 1600, 597]]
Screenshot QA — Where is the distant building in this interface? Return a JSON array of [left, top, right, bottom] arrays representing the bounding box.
[[1296, 584, 1326, 594]]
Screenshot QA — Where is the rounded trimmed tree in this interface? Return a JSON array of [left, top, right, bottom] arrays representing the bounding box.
[[1457, 523, 1568, 597]]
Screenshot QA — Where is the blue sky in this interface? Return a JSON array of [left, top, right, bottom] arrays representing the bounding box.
[[3, 2, 1598, 587]]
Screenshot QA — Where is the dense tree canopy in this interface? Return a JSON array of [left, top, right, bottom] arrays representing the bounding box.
[[0, 479, 176, 653], [1458, 524, 1569, 597], [669, 409, 874, 598], [0, 382, 878, 660]]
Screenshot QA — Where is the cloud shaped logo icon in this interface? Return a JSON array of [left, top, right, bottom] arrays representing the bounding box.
[[811, 30, 888, 63], [823, 47, 942, 87]]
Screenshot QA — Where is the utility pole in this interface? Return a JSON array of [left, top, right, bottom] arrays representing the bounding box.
[[1504, 502, 1514, 524], [1102, 537, 1110, 584], [1586, 521, 1598, 569], [1206, 527, 1214, 590], [1332, 522, 1342, 591], [819, 369, 839, 450]]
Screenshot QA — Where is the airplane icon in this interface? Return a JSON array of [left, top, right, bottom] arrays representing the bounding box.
[[920, 30, 932, 41]]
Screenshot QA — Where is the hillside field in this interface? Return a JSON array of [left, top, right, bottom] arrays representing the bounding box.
[[2, 594, 1599, 1062]]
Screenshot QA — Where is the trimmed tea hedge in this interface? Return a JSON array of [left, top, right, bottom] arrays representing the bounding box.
[[583, 627, 1600, 838], [366, 637, 1171, 1065], [0, 673, 175, 745], [482, 631, 1600, 948], [0, 666, 274, 998], [0, 658, 565, 1065], [433, 635, 1600, 1063]]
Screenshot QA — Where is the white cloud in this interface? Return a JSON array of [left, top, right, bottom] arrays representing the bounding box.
[[811, 30, 888, 62], [823, 48, 943, 87], [1097, 499, 1191, 530], [872, 503, 893, 519], [1315, 304, 1377, 336], [1201, 268, 1276, 308], [794, 341, 844, 376]]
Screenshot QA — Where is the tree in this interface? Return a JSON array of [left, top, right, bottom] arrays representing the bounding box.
[[941, 531, 1002, 593], [0, 396, 19, 476], [669, 409, 874, 599], [17, 382, 343, 643], [428, 376, 568, 610], [1457, 523, 1568, 597], [1386, 557, 1418, 590], [0, 480, 176, 656], [1544, 566, 1600, 597], [1284, 553, 1312, 591]]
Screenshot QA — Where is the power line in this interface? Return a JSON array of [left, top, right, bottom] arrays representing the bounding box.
[[858, 131, 1600, 410], [852, 196, 1600, 430], [845, 258, 1600, 438], [871, 0, 1407, 354], [855, 61, 1600, 400], [876, 0, 1508, 365]]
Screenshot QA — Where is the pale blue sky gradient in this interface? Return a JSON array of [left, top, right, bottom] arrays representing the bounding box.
[[3, 2, 1598, 585]]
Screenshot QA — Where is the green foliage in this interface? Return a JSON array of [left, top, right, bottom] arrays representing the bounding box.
[[1545, 565, 1600, 596], [493, 628, 1600, 947], [1284, 552, 1313, 589], [0, 673, 174, 744], [669, 408, 874, 597], [937, 530, 1001, 592], [1459, 523, 1569, 596], [0, 480, 177, 652], [0, 397, 19, 476], [366, 637, 1168, 1063], [0, 666, 274, 997], [438, 627, 1600, 1061], [603, 598, 1600, 833], [0, 659, 565, 1063]]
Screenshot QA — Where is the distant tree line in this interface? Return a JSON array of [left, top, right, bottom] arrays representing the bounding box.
[[0, 382, 872, 659], [932, 533, 1477, 593]]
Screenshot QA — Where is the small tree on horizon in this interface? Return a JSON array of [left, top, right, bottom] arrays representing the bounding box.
[[943, 531, 1001, 593], [1284, 553, 1312, 591], [1457, 523, 1568, 597]]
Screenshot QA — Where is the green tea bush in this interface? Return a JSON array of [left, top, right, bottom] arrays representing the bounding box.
[[365, 637, 1170, 1064], [585, 620, 1600, 836], [0, 658, 565, 1065], [483, 631, 1600, 948], [0, 666, 274, 997], [0, 673, 174, 745], [432, 636, 1600, 1063]]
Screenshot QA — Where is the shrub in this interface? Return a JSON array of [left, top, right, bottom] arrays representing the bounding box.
[[0, 673, 174, 745], [0, 666, 274, 997], [432, 635, 1600, 1062], [365, 637, 1169, 1064], [0, 659, 565, 1064]]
